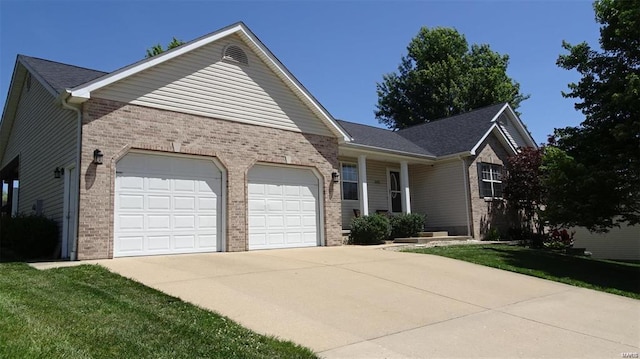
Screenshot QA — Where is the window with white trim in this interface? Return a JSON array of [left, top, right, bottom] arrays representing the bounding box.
[[341, 163, 358, 200], [479, 163, 503, 198]]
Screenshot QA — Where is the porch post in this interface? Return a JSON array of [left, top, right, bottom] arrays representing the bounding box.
[[400, 161, 411, 213], [358, 155, 369, 216]]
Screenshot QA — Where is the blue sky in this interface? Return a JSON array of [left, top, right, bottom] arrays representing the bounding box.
[[0, 1, 599, 144]]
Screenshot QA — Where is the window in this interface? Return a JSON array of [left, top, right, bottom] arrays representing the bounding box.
[[479, 163, 503, 198], [341, 163, 358, 200]]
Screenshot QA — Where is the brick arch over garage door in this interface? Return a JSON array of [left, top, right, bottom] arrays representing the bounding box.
[[114, 152, 223, 257], [247, 164, 321, 250]]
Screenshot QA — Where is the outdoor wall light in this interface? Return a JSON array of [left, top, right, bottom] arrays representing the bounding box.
[[93, 149, 104, 165], [54, 167, 64, 179], [331, 171, 340, 183]]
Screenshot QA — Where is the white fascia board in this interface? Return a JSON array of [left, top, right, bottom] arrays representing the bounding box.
[[341, 142, 436, 162], [503, 103, 538, 148], [489, 103, 510, 123], [470, 123, 517, 156], [68, 25, 243, 98]]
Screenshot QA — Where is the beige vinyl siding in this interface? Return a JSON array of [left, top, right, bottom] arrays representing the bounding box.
[[94, 34, 333, 137], [2, 75, 77, 230], [573, 225, 640, 260], [410, 160, 468, 235], [339, 158, 396, 228]]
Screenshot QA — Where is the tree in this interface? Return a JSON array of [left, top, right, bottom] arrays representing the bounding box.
[[503, 147, 545, 235], [551, 0, 639, 231], [375, 27, 528, 129], [145, 37, 186, 58]]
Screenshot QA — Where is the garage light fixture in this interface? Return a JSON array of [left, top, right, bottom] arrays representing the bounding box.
[[332, 171, 340, 183], [93, 149, 104, 165], [54, 167, 64, 179]]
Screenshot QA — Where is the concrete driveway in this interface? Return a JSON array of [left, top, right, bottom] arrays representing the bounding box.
[[91, 246, 639, 358]]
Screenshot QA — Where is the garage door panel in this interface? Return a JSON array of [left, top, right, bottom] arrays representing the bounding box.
[[119, 195, 144, 210], [120, 176, 144, 190], [199, 197, 217, 210], [199, 235, 217, 248], [174, 179, 195, 192], [148, 215, 170, 229], [119, 236, 144, 252], [119, 215, 144, 230], [248, 165, 320, 250], [198, 214, 215, 227], [115, 153, 222, 257], [174, 235, 195, 249], [148, 177, 170, 191], [148, 196, 170, 210], [174, 196, 195, 210], [147, 235, 170, 251]]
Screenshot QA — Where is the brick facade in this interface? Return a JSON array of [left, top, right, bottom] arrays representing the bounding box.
[[467, 135, 513, 240], [76, 98, 341, 259]]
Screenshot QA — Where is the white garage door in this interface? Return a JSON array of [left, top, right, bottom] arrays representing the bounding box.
[[248, 165, 320, 250], [114, 153, 222, 257]]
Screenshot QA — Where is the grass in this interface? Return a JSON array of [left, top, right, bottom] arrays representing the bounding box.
[[0, 263, 317, 359], [403, 244, 640, 299]]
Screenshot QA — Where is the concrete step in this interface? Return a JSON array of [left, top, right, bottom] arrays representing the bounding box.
[[418, 231, 449, 237], [393, 236, 471, 244]]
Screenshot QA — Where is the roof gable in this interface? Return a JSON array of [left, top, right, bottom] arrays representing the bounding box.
[[67, 22, 349, 141], [396, 103, 537, 157], [19, 55, 107, 96]]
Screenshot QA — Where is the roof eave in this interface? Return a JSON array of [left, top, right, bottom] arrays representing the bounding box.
[[341, 142, 436, 161]]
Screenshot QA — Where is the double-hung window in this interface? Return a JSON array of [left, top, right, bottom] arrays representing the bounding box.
[[479, 163, 503, 198], [341, 163, 358, 200]]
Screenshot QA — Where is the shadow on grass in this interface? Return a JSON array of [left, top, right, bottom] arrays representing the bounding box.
[[484, 246, 640, 295]]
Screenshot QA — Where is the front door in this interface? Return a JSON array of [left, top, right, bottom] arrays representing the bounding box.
[[388, 170, 402, 213]]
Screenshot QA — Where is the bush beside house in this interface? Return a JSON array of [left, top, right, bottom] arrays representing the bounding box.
[[0, 214, 58, 260]]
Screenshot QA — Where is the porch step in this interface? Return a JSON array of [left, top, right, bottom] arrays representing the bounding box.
[[342, 229, 351, 236], [393, 236, 471, 244], [418, 231, 449, 238]]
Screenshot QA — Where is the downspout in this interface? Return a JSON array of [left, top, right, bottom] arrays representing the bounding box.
[[61, 95, 82, 261], [460, 156, 472, 237]]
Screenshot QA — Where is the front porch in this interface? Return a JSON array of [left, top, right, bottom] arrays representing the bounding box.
[[338, 151, 425, 230]]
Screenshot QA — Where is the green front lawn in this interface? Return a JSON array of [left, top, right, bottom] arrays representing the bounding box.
[[403, 244, 640, 299], [0, 263, 316, 359]]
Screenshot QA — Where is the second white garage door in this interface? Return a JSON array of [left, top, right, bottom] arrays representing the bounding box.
[[114, 153, 222, 257], [248, 165, 320, 250]]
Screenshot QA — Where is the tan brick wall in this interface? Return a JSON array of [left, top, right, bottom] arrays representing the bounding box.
[[76, 98, 341, 259], [467, 135, 512, 240]]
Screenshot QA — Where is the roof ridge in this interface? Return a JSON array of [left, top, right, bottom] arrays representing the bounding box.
[[397, 102, 507, 133], [19, 54, 108, 75]]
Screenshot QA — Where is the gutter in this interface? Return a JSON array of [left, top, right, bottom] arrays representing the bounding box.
[[60, 94, 81, 261]]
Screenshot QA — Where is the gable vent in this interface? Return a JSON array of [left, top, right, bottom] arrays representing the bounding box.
[[223, 45, 248, 65]]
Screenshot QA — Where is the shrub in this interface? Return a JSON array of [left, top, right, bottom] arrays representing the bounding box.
[[483, 227, 501, 241], [543, 228, 575, 250], [0, 214, 59, 260], [349, 214, 391, 245], [390, 213, 426, 238]]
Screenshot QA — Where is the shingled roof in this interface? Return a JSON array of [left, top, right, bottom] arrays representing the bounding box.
[[19, 55, 107, 95], [337, 120, 434, 157], [338, 103, 509, 158], [397, 103, 507, 157]]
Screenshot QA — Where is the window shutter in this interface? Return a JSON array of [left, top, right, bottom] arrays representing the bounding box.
[[477, 162, 485, 197]]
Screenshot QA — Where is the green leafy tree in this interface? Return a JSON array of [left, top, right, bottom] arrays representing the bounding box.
[[376, 27, 528, 129], [145, 37, 186, 58], [551, 0, 639, 231]]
